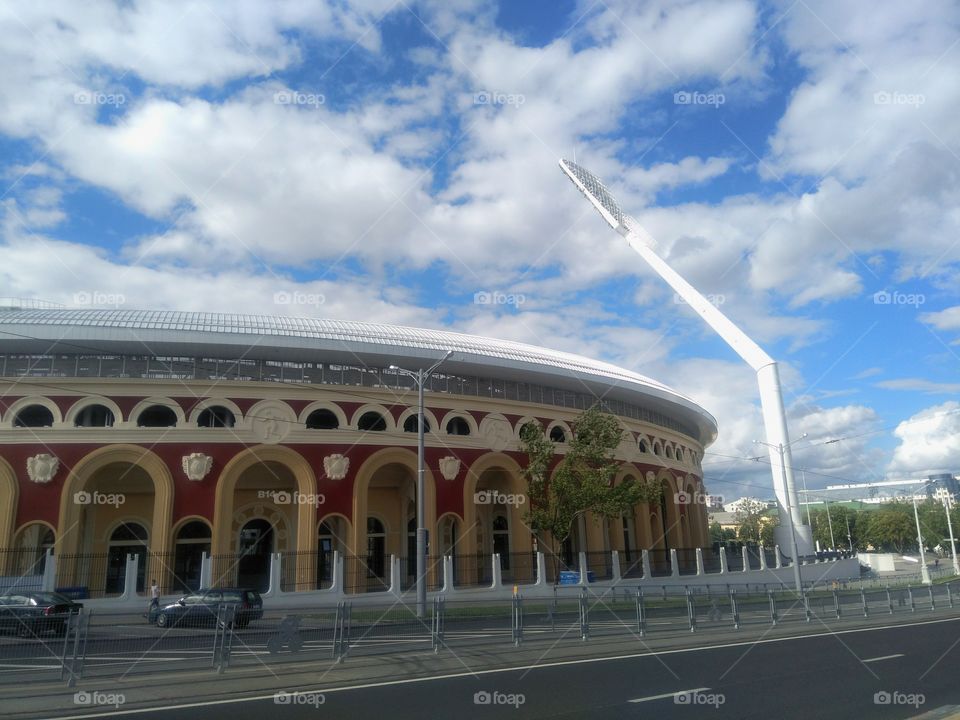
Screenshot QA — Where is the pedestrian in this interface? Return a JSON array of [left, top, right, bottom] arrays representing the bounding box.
[[150, 579, 160, 611]]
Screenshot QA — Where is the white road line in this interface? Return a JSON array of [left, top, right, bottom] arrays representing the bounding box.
[[862, 653, 905, 663], [32, 615, 960, 720], [629, 688, 710, 703]]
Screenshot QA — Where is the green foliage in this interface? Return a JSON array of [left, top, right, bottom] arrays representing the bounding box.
[[709, 521, 736, 544], [520, 406, 661, 577], [865, 502, 916, 553], [733, 499, 772, 545]]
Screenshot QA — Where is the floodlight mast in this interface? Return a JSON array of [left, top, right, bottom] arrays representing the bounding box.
[[559, 158, 813, 555]]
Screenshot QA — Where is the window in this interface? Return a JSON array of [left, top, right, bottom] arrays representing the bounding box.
[[137, 404, 177, 428], [305, 409, 339, 430], [665, 446, 674, 460], [446, 416, 470, 436], [74, 403, 115, 427], [549, 425, 566, 443], [197, 406, 235, 428], [653, 442, 662, 457], [357, 411, 387, 431], [638, 439, 648, 453], [13, 404, 54, 428], [403, 415, 430, 433]]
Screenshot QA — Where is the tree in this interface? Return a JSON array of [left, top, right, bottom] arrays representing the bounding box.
[[865, 502, 915, 553], [520, 405, 661, 584], [709, 521, 736, 545], [733, 499, 770, 545]]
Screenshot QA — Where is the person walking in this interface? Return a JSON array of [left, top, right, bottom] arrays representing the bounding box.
[[150, 579, 160, 610]]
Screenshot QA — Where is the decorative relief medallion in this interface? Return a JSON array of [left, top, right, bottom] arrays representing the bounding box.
[[323, 453, 350, 480], [438, 456, 461, 481], [250, 401, 295, 444], [26, 454, 59, 484], [480, 415, 513, 452], [182, 453, 213, 482]]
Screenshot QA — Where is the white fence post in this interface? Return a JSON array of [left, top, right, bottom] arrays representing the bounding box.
[[695, 548, 705, 576], [120, 553, 138, 601], [42, 549, 56, 591], [491, 553, 502, 589], [611, 550, 622, 582], [719, 546, 729, 574], [670, 549, 680, 578]]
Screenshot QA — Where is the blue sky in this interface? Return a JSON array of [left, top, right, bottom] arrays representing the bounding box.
[[1, 0, 959, 501]]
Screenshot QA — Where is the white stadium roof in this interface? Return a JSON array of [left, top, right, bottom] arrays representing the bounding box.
[[0, 308, 717, 444]]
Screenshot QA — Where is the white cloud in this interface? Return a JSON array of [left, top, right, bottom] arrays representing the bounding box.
[[889, 402, 960, 477]]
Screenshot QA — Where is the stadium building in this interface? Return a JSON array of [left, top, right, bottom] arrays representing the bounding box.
[[0, 306, 716, 596]]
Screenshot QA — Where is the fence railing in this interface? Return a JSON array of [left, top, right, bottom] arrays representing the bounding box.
[[6, 580, 959, 691], [0, 544, 870, 600]]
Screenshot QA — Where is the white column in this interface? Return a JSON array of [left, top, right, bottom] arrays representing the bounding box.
[[534, 552, 547, 586], [719, 546, 728, 574], [491, 553, 502, 589], [611, 550, 622, 582], [670, 549, 680, 577], [200, 551, 212, 589], [695, 548, 705, 576], [120, 553, 138, 601]]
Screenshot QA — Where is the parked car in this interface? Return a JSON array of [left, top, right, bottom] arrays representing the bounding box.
[[0, 591, 83, 637], [148, 588, 263, 629]]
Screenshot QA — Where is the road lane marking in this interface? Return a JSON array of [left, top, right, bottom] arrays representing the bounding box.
[[630, 688, 710, 703], [32, 615, 960, 720], [862, 654, 904, 663]]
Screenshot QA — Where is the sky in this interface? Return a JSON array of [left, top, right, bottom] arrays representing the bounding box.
[[1, 0, 959, 504]]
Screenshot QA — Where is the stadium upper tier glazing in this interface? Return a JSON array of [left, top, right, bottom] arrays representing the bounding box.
[[0, 308, 717, 444]]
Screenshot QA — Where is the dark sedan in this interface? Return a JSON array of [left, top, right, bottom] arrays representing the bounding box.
[[148, 588, 263, 629], [0, 591, 83, 637]]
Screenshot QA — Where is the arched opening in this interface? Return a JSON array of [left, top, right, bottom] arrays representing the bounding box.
[[57, 447, 173, 596], [197, 406, 236, 428], [306, 409, 339, 430], [653, 442, 663, 456], [173, 520, 211, 592], [317, 516, 348, 587], [75, 404, 115, 428], [665, 446, 674, 460], [237, 519, 274, 592], [403, 415, 430, 433], [549, 425, 567, 443], [446, 417, 470, 436], [106, 522, 149, 594], [366, 517, 386, 582], [137, 405, 177, 428], [13, 523, 55, 577], [638, 438, 648, 454], [357, 411, 387, 432], [14, 404, 54, 428]]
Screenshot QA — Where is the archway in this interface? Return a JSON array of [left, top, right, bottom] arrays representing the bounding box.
[[214, 446, 317, 591], [463, 454, 534, 585], [105, 522, 149, 594], [172, 519, 211, 592], [351, 449, 436, 593], [58, 445, 173, 560], [11, 522, 54, 579]]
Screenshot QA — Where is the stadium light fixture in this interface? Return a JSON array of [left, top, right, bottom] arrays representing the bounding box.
[[559, 158, 813, 555]]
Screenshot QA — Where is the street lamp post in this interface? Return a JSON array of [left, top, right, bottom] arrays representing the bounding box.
[[825, 500, 836, 550], [754, 434, 807, 597], [390, 351, 453, 618], [943, 495, 960, 576], [910, 491, 932, 585]]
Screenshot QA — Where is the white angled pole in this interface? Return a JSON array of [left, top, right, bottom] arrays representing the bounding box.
[[559, 159, 812, 555]]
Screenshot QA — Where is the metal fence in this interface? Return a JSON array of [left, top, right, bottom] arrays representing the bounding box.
[[5, 580, 959, 690]]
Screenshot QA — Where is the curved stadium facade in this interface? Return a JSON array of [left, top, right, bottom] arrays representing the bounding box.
[[0, 306, 716, 596]]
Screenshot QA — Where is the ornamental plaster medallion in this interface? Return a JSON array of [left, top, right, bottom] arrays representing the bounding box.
[[323, 453, 349, 480], [182, 453, 213, 482], [438, 456, 461, 481], [480, 415, 513, 452], [249, 400, 296, 444], [26, 454, 59, 484]]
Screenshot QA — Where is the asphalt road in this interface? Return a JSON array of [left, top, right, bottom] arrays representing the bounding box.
[[37, 615, 960, 720]]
